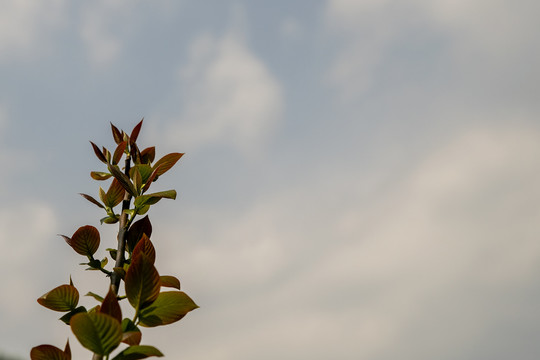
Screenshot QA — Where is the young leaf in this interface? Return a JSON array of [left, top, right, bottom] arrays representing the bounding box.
[[108, 164, 138, 197], [63, 225, 100, 256], [140, 146, 156, 164], [86, 292, 105, 302], [100, 287, 122, 323], [111, 345, 164, 360], [130, 118, 144, 145], [132, 166, 143, 194], [131, 164, 153, 184], [37, 284, 79, 312], [70, 312, 123, 356], [127, 216, 152, 252], [160, 276, 181, 290], [141, 166, 159, 193], [132, 234, 156, 264], [90, 171, 113, 181], [125, 253, 160, 310], [139, 291, 198, 327], [90, 141, 108, 164], [30, 345, 70, 360], [111, 123, 123, 144], [134, 190, 177, 208], [79, 193, 105, 209], [102, 146, 112, 163], [106, 178, 126, 207], [152, 153, 184, 177], [113, 141, 128, 165]]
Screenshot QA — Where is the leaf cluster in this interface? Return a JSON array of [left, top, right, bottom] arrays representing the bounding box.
[[32, 120, 197, 359]]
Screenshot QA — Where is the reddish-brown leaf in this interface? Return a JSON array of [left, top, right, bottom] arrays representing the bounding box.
[[30, 345, 70, 360], [132, 234, 156, 264], [127, 216, 152, 252], [112, 141, 127, 165], [100, 287, 122, 323], [140, 146, 156, 164], [108, 164, 138, 197], [90, 141, 107, 164], [111, 123, 123, 144], [79, 193, 105, 209], [130, 118, 144, 145], [64, 225, 100, 256], [153, 153, 184, 176], [106, 178, 126, 207], [125, 253, 160, 310]]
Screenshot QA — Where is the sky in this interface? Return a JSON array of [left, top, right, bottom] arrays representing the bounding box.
[[1, 0, 540, 359]]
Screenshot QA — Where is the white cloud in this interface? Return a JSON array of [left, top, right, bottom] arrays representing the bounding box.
[[144, 123, 540, 359], [0, 0, 66, 62], [159, 29, 283, 153]]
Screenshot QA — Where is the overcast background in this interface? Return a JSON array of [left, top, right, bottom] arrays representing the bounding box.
[[1, 0, 540, 359]]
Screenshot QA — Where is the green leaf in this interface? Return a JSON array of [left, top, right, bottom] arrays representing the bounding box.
[[140, 147, 155, 164], [106, 178, 126, 207], [108, 164, 138, 197], [160, 276, 181, 290], [111, 345, 164, 360], [125, 253, 160, 311], [86, 292, 104, 302], [37, 284, 79, 312], [90, 141, 107, 164], [90, 171, 113, 181], [79, 193, 105, 209], [70, 312, 122, 356], [132, 167, 143, 194], [127, 216, 152, 253], [141, 166, 159, 193], [153, 153, 183, 177], [131, 165, 153, 184], [121, 319, 141, 346], [113, 141, 127, 165], [30, 344, 70, 360], [62, 225, 100, 256], [59, 306, 87, 325], [103, 146, 112, 163], [132, 234, 156, 264], [136, 205, 150, 216], [98, 187, 107, 205], [134, 190, 177, 208], [139, 291, 198, 327], [101, 215, 119, 224]]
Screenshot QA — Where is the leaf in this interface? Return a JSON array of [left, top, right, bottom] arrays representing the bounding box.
[[70, 312, 123, 356], [63, 225, 100, 256], [121, 319, 141, 346], [113, 141, 128, 165], [79, 193, 105, 209], [132, 234, 156, 264], [99, 187, 107, 205], [131, 142, 142, 164], [130, 118, 144, 145], [131, 165, 153, 184], [134, 190, 176, 208], [132, 167, 142, 193], [90, 171, 113, 181], [100, 287, 122, 323], [160, 276, 181, 290], [106, 178, 126, 207], [140, 147, 155, 164], [125, 253, 160, 311], [139, 291, 198, 327], [59, 306, 87, 325], [64, 339, 71, 359], [111, 345, 164, 360], [108, 164, 138, 197], [38, 284, 79, 312], [102, 146, 112, 163], [153, 153, 183, 177], [141, 166, 159, 193], [127, 216, 152, 253], [86, 292, 104, 302], [101, 215, 119, 224], [111, 123, 123, 144], [30, 345, 70, 360], [90, 141, 107, 163]]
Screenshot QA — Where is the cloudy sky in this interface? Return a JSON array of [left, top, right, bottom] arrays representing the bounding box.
[[1, 0, 540, 359]]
